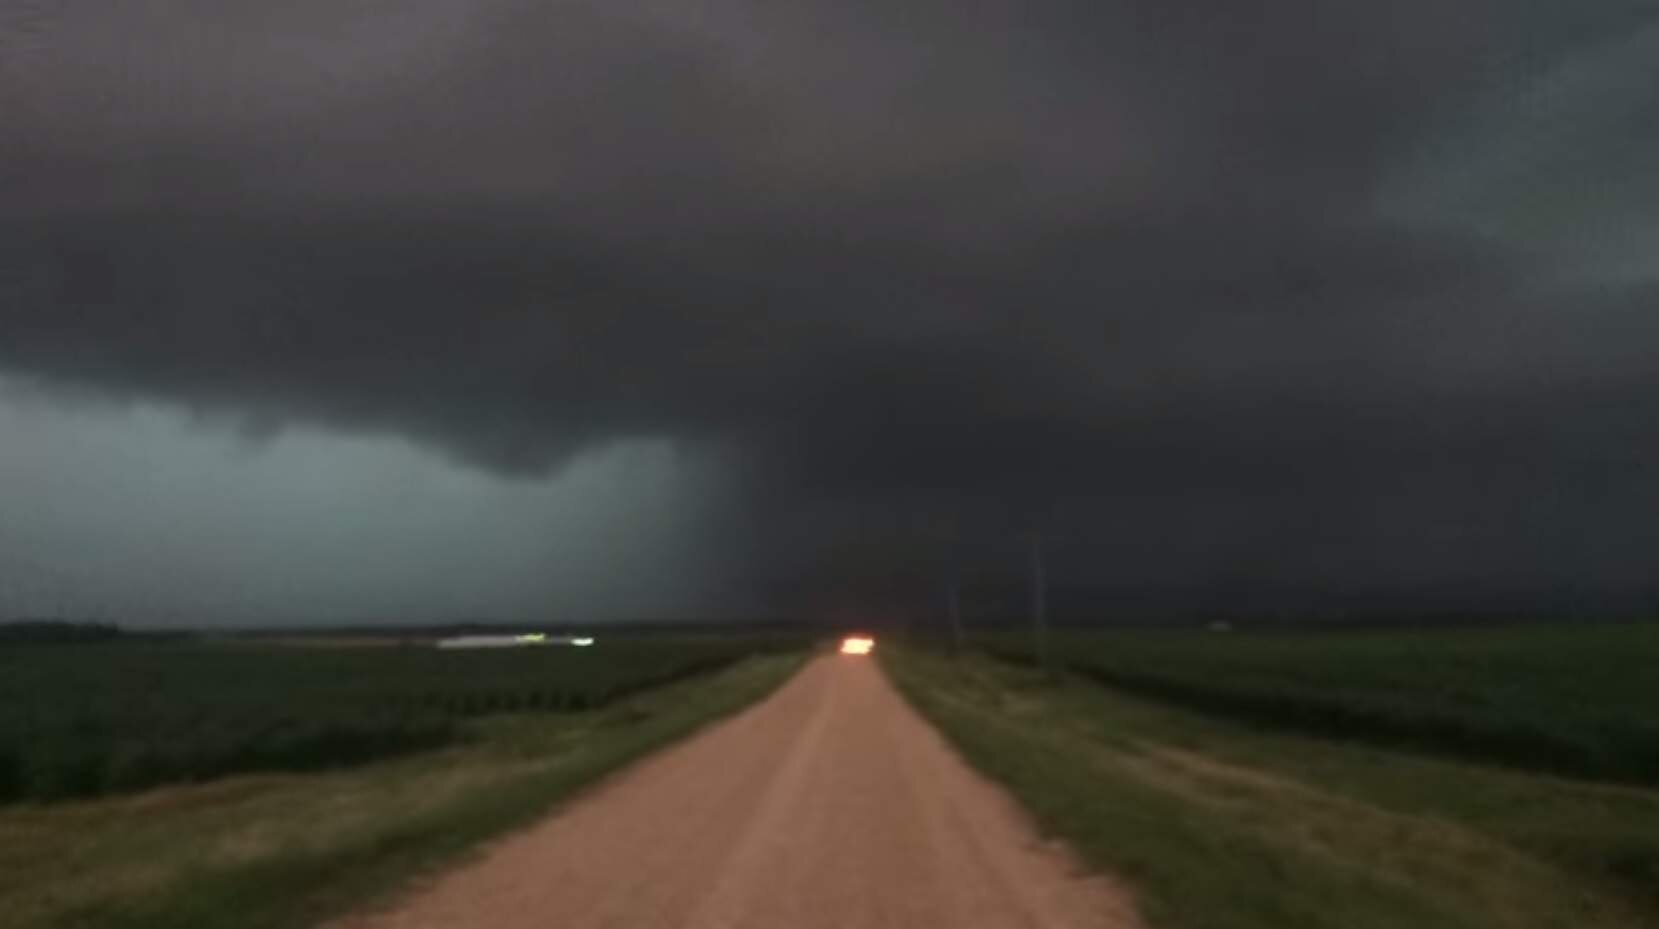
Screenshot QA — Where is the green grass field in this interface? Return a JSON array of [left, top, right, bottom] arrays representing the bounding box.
[[978, 622, 1659, 785], [883, 645, 1659, 929], [0, 634, 803, 802], [0, 649, 807, 929]]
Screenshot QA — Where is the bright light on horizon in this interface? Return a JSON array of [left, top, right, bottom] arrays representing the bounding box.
[[839, 636, 875, 655]]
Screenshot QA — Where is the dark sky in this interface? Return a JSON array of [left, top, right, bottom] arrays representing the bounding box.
[[3, 0, 1659, 624]]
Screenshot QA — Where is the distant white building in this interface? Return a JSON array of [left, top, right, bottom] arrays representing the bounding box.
[[436, 633, 594, 650]]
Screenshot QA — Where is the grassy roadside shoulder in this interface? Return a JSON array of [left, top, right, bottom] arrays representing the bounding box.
[[2, 651, 807, 929], [881, 646, 1656, 929]]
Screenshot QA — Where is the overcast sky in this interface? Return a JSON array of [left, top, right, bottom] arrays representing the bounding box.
[[3, 0, 1658, 624]]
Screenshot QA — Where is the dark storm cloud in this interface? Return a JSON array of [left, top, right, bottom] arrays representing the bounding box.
[[5, 0, 1659, 612]]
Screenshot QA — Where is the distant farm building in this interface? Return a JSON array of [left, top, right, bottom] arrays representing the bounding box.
[[435, 633, 594, 650]]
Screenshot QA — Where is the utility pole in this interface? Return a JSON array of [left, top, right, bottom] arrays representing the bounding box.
[[945, 546, 964, 653], [1029, 533, 1050, 673], [924, 518, 967, 654]]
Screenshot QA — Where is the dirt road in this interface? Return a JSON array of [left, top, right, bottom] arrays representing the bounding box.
[[326, 653, 1141, 929]]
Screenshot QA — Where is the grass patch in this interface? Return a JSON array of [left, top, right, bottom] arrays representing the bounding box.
[[882, 646, 1655, 929], [0, 651, 806, 929]]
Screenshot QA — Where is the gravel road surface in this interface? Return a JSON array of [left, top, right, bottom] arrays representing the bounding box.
[[324, 653, 1140, 929]]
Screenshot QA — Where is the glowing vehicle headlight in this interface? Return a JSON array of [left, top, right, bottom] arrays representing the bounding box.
[[839, 636, 875, 655]]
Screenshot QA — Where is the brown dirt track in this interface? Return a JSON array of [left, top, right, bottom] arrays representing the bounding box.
[[324, 653, 1141, 929]]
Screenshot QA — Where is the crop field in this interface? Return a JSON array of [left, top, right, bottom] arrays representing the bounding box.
[[0, 651, 807, 929], [0, 634, 802, 802], [980, 622, 1659, 784], [883, 645, 1659, 929]]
